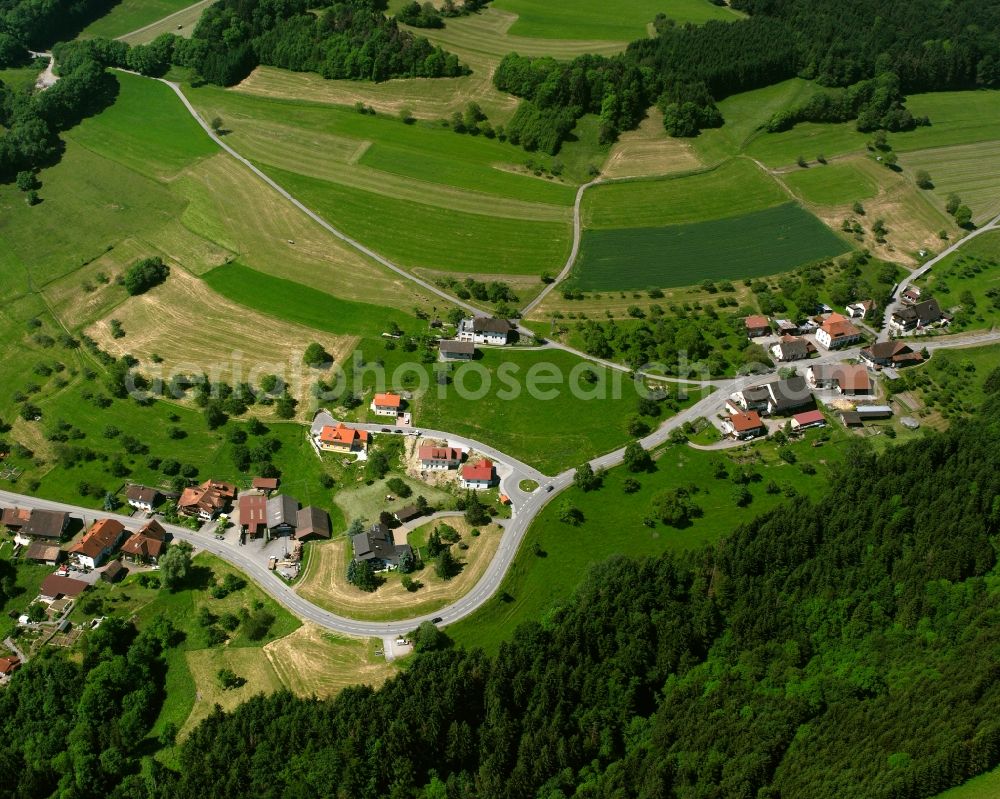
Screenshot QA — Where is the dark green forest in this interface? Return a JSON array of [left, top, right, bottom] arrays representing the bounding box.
[[4, 378, 1000, 798], [172, 0, 466, 86], [495, 0, 1000, 151]]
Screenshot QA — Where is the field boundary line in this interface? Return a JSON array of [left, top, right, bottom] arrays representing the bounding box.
[[130, 71, 484, 318]]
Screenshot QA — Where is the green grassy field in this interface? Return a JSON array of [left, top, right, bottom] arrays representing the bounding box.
[[743, 90, 1000, 168], [902, 140, 1000, 225], [933, 766, 1000, 799], [202, 262, 419, 338], [898, 344, 1000, 421], [412, 348, 704, 474], [78, 0, 196, 39], [915, 235, 1000, 331], [335, 339, 705, 475], [188, 83, 577, 206], [449, 425, 846, 652], [574, 202, 851, 290], [70, 72, 216, 178], [781, 161, 880, 205], [0, 64, 41, 90], [259, 163, 570, 276], [584, 158, 787, 229], [493, 0, 738, 40]]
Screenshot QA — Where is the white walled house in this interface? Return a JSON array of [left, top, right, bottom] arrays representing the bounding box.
[[419, 445, 463, 470], [457, 317, 512, 345]]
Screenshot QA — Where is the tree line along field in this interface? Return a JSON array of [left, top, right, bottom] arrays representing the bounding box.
[[574, 202, 850, 291], [448, 423, 846, 653]]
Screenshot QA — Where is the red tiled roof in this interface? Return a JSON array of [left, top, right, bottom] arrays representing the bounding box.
[[252, 477, 279, 490], [138, 519, 166, 541], [462, 459, 494, 482], [793, 410, 825, 426], [319, 423, 369, 445], [120, 533, 164, 560], [372, 393, 401, 408], [418, 446, 461, 462], [0, 656, 20, 675], [822, 314, 861, 339], [730, 411, 765, 433], [745, 315, 769, 329], [69, 519, 125, 559]]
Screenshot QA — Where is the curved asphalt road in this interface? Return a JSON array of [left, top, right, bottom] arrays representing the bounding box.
[[878, 213, 1000, 341], [46, 49, 996, 634], [6, 327, 999, 636]]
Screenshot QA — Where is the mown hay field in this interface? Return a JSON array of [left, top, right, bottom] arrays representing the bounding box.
[[78, 0, 197, 40], [902, 140, 1000, 225], [781, 161, 880, 206], [584, 158, 788, 229], [574, 203, 851, 290]]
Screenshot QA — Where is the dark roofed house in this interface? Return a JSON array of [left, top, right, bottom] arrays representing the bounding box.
[[439, 339, 476, 361], [394, 505, 422, 524], [39, 574, 88, 601], [101, 560, 126, 583], [352, 523, 412, 570], [890, 298, 943, 334], [267, 494, 300, 536], [25, 542, 64, 565], [765, 376, 813, 415], [457, 317, 512, 345], [770, 335, 813, 362], [296, 506, 330, 541], [125, 484, 160, 513], [23, 510, 70, 541], [841, 411, 863, 427], [861, 341, 924, 369]]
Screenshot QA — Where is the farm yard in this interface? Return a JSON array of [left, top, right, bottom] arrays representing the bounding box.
[[573, 203, 851, 290]]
